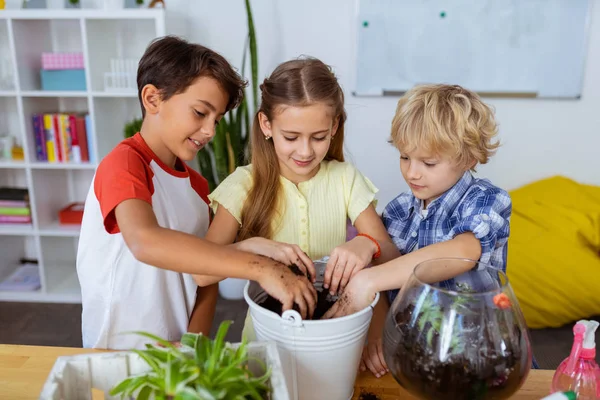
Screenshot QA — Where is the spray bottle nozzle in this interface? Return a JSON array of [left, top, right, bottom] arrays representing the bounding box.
[[565, 320, 599, 374]]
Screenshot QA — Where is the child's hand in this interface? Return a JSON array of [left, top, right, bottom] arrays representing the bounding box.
[[360, 338, 388, 378], [258, 259, 318, 319], [324, 235, 378, 295], [239, 237, 315, 282], [322, 269, 377, 319]]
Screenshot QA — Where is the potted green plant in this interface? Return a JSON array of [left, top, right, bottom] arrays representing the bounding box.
[[124, 117, 143, 139], [197, 0, 258, 192], [110, 321, 273, 399], [40, 321, 290, 399]]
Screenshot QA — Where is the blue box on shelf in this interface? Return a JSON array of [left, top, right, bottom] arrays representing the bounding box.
[[40, 69, 87, 91]]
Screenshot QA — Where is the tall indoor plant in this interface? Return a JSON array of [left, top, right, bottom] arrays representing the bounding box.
[[197, 0, 259, 192]]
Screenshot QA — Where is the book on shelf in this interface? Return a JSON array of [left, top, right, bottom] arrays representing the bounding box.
[[0, 187, 32, 225], [0, 263, 40, 292], [0, 187, 28, 202], [32, 113, 93, 164]]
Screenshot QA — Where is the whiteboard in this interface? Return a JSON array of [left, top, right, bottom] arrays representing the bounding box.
[[354, 0, 592, 98]]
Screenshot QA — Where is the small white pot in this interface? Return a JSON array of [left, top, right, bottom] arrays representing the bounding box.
[[103, 0, 123, 9], [80, 0, 98, 8], [218, 278, 248, 300], [46, 0, 64, 8]]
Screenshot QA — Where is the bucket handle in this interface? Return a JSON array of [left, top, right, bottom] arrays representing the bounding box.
[[281, 309, 304, 328]]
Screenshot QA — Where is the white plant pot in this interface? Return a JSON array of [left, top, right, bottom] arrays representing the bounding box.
[[218, 277, 248, 300], [103, 0, 123, 9], [46, 0, 64, 8], [40, 341, 290, 399], [80, 0, 98, 8], [244, 257, 379, 400]]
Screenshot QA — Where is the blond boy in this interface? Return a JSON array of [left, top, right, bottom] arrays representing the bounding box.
[[324, 84, 512, 376]]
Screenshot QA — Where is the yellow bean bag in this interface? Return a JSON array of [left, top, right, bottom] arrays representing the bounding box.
[[507, 176, 600, 329]]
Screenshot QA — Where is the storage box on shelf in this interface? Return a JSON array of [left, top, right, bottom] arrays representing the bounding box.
[[0, 8, 165, 303]]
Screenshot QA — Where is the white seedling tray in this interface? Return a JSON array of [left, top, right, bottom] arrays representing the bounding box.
[[40, 341, 290, 400]]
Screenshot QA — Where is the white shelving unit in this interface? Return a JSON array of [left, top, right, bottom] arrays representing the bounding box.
[[0, 8, 165, 303]]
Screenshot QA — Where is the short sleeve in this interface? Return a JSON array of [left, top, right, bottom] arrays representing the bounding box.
[[187, 169, 210, 205], [343, 163, 379, 224], [382, 193, 413, 240], [452, 188, 512, 269], [207, 166, 253, 225], [94, 147, 154, 234]]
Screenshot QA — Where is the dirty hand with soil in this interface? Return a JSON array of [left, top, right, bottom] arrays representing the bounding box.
[[323, 267, 378, 319], [257, 258, 318, 319], [323, 234, 380, 295], [258, 262, 341, 320], [238, 237, 317, 283]]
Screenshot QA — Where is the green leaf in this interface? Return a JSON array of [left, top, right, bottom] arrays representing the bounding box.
[[193, 385, 221, 400], [123, 117, 143, 139], [196, 146, 217, 192], [128, 331, 180, 352], [109, 375, 145, 395], [132, 350, 163, 375], [212, 120, 230, 183], [230, 101, 244, 170], [208, 321, 232, 376], [181, 332, 199, 350], [240, 104, 250, 165], [137, 385, 153, 400], [174, 388, 203, 400], [194, 334, 211, 366], [426, 328, 434, 347], [245, 0, 259, 111]]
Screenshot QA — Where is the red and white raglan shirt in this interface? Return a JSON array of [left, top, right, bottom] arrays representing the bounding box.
[[76, 133, 210, 349]]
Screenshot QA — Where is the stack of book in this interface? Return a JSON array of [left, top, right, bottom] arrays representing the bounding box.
[[0, 187, 31, 225], [31, 113, 94, 163]]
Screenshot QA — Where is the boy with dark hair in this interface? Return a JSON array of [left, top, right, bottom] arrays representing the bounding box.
[[77, 36, 317, 350]]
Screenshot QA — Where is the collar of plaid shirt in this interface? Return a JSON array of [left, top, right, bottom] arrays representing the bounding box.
[[402, 171, 474, 219]]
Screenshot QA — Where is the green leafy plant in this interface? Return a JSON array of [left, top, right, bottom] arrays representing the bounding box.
[[110, 321, 271, 399], [124, 117, 143, 139], [416, 293, 472, 353], [197, 0, 259, 191]]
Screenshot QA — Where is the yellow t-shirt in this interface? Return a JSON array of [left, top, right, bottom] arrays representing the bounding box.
[[208, 160, 378, 260], [208, 160, 378, 342]]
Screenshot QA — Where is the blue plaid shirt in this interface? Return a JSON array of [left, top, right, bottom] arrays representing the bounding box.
[[383, 172, 512, 303]]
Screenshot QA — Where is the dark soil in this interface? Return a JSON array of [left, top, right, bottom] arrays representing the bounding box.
[[258, 287, 335, 320], [287, 263, 305, 277], [257, 263, 335, 320], [358, 391, 381, 400], [385, 304, 529, 400]]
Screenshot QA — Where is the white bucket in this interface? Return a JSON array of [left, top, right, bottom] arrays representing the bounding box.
[[244, 259, 379, 400]]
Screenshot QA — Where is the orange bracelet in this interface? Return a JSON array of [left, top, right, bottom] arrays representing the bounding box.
[[356, 233, 381, 260]]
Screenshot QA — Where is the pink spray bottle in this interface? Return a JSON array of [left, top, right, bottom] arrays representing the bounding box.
[[551, 319, 600, 399]]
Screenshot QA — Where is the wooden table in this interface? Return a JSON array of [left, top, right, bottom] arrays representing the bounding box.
[[0, 344, 555, 399]]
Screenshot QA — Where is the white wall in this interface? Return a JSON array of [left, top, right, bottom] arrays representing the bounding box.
[[167, 0, 600, 209]]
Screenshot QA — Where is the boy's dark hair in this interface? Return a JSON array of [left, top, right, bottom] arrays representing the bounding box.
[[137, 35, 247, 117]]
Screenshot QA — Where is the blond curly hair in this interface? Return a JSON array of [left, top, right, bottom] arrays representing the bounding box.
[[390, 84, 500, 170]]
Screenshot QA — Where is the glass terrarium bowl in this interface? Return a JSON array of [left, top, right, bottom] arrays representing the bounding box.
[[382, 258, 532, 400]]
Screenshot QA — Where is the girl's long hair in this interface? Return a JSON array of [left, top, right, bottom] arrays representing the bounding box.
[[238, 58, 346, 241]]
